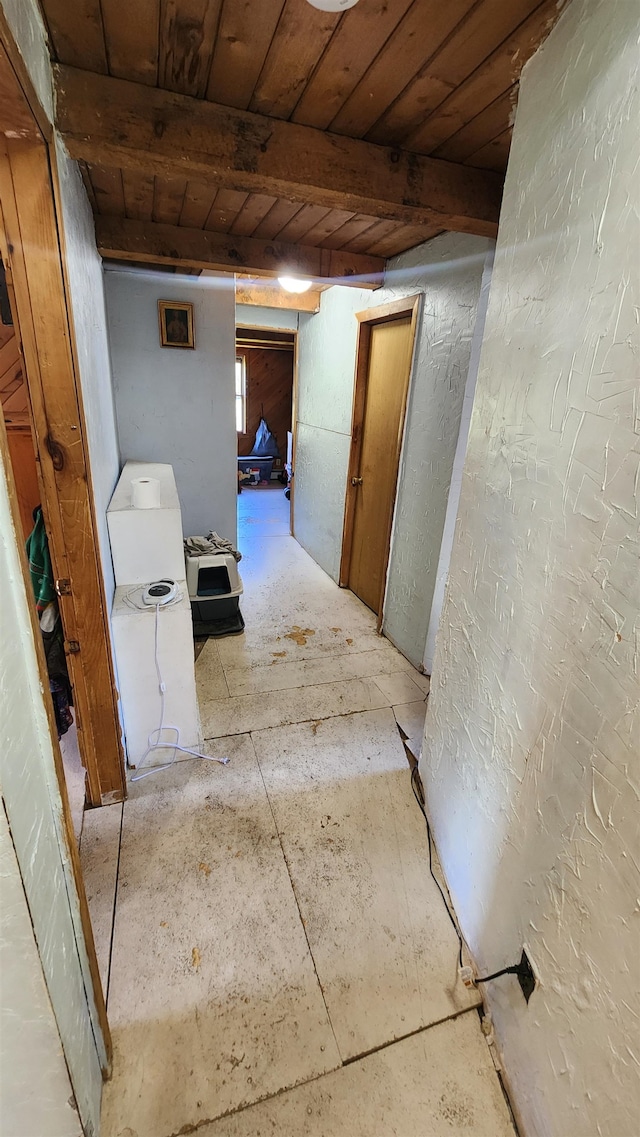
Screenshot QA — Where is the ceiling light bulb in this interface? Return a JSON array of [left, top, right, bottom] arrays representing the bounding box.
[[306, 0, 360, 11], [278, 276, 313, 294]]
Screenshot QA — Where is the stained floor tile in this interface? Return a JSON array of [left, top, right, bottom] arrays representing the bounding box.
[[253, 710, 480, 1061], [393, 700, 428, 761], [101, 736, 340, 1137], [199, 676, 389, 738], [223, 644, 418, 697], [193, 1013, 515, 1137]]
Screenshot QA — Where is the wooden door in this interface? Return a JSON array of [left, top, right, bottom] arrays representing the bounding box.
[[347, 315, 414, 613]]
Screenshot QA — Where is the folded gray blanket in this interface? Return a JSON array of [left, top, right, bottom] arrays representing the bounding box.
[[184, 532, 242, 563]]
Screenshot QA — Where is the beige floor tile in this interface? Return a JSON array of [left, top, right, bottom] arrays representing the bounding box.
[[224, 644, 418, 697], [253, 710, 480, 1061], [101, 735, 340, 1137], [217, 622, 386, 672], [80, 802, 122, 992], [412, 670, 431, 694], [394, 700, 428, 761], [372, 669, 427, 705], [200, 677, 389, 739], [194, 1013, 515, 1137], [195, 636, 230, 699]]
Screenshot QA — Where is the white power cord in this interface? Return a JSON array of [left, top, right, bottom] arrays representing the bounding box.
[[129, 601, 229, 782]]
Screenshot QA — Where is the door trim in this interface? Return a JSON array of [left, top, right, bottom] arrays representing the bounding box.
[[339, 294, 421, 626]]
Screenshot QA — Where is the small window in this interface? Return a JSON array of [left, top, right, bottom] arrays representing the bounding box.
[[235, 356, 246, 434]]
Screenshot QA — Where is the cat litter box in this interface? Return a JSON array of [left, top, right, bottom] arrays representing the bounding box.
[[185, 552, 244, 637]]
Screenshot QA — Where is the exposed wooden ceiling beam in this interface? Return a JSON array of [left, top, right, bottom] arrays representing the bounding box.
[[94, 216, 383, 285], [235, 276, 321, 313], [55, 65, 502, 238]]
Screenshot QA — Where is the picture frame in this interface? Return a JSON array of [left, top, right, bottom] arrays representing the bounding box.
[[158, 300, 195, 349]]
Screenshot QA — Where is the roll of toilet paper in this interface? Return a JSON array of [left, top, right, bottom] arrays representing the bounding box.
[[131, 476, 161, 509]]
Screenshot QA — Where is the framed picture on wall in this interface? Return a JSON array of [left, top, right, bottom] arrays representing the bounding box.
[[158, 300, 195, 349]]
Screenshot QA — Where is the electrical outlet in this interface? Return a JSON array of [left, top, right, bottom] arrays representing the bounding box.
[[517, 948, 536, 1003]]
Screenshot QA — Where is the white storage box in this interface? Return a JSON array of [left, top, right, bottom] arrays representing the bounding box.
[[107, 461, 185, 586]]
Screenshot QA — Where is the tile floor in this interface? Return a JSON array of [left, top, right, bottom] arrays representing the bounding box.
[[82, 486, 515, 1137]]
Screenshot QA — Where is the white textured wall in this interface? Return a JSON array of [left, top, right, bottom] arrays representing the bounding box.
[[0, 807, 82, 1137], [295, 285, 371, 580], [0, 446, 103, 1137], [375, 234, 492, 666], [105, 268, 237, 543], [55, 137, 121, 609], [421, 2, 640, 1135], [236, 303, 299, 332]]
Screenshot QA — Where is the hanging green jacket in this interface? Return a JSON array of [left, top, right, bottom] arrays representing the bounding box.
[[26, 506, 56, 613]]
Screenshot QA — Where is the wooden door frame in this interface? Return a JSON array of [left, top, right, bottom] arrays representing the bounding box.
[[339, 295, 421, 626], [0, 29, 126, 808]]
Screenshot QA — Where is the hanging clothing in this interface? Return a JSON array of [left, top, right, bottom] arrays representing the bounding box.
[[26, 507, 73, 738]]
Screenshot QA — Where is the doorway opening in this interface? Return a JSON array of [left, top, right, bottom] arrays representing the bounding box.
[[340, 296, 421, 624], [235, 324, 296, 545]]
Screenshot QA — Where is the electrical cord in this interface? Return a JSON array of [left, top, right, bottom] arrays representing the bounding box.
[[410, 763, 529, 987], [130, 602, 229, 782]]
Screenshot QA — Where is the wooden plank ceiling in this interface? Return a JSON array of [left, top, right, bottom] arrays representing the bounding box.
[[41, 0, 561, 270]]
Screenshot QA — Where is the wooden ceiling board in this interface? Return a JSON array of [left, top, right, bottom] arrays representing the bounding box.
[[291, 0, 415, 131], [275, 203, 333, 244], [248, 0, 341, 120], [101, 0, 160, 85], [178, 179, 219, 228], [88, 164, 125, 215], [404, 0, 561, 153], [152, 175, 188, 224], [122, 170, 155, 221], [433, 89, 516, 164], [207, 0, 286, 109], [343, 218, 400, 255], [317, 214, 380, 251], [465, 128, 513, 172], [203, 188, 249, 232], [158, 0, 223, 97], [366, 0, 541, 147], [300, 208, 356, 247], [329, 0, 478, 139], [41, 0, 108, 73], [229, 193, 280, 237], [252, 199, 304, 240], [365, 223, 441, 259]]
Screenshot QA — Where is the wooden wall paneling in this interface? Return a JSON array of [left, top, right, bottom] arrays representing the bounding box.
[[291, 0, 414, 130], [229, 193, 279, 237], [432, 89, 516, 164], [101, 0, 160, 85], [237, 346, 293, 460], [206, 0, 286, 110], [158, 0, 223, 98], [152, 175, 187, 224], [55, 68, 503, 236], [465, 128, 513, 172], [329, 0, 476, 138], [179, 179, 218, 228], [405, 0, 562, 153], [88, 164, 125, 216], [249, 1, 340, 120], [252, 199, 303, 241], [40, 0, 108, 72], [6, 428, 39, 540], [204, 188, 248, 233], [122, 170, 155, 221], [0, 139, 126, 806], [367, 0, 541, 146], [95, 215, 384, 283]]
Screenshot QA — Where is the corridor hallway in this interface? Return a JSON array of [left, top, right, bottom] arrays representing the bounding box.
[[81, 487, 515, 1137]]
